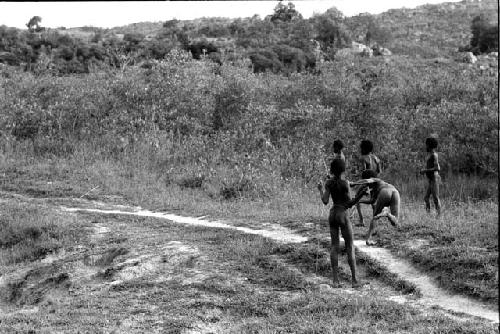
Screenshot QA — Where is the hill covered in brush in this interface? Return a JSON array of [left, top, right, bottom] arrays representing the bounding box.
[[0, 0, 497, 75]]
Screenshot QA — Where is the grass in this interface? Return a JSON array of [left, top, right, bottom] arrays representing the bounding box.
[[4, 211, 496, 333], [374, 200, 498, 304], [0, 202, 86, 265], [0, 143, 497, 307], [0, 201, 497, 333]]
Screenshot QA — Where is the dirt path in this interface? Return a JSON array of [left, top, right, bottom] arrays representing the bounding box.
[[61, 202, 499, 324], [354, 241, 499, 323]]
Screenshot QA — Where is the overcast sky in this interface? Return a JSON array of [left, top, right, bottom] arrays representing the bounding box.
[[1, 1, 463, 29]]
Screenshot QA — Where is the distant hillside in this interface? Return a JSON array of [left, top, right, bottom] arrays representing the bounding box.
[[374, 0, 498, 57], [104, 0, 497, 58], [108, 21, 164, 37], [1, 0, 497, 76]]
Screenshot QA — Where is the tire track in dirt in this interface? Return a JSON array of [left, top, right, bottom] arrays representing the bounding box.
[[61, 202, 499, 324]]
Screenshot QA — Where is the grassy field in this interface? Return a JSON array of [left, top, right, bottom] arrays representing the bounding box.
[[0, 201, 86, 266], [0, 204, 496, 333], [0, 146, 497, 309]]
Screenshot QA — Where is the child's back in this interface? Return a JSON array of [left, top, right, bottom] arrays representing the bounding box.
[[358, 140, 381, 176], [360, 153, 381, 176], [326, 176, 351, 209]]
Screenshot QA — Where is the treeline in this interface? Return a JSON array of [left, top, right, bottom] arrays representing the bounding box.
[[0, 3, 391, 75], [0, 1, 498, 76]]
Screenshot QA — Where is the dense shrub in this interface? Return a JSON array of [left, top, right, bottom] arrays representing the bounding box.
[[0, 49, 497, 195]]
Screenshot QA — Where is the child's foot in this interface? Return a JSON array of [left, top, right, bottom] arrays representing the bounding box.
[[366, 239, 377, 246], [331, 281, 343, 288], [373, 212, 387, 220], [352, 280, 369, 288]]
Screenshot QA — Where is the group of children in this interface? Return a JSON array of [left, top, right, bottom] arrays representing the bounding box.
[[317, 138, 441, 288]]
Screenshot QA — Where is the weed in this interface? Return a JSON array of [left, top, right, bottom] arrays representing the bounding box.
[[0, 202, 85, 264]]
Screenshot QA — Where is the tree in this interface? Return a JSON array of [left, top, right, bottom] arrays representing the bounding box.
[[314, 14, 351, 50], [186, 40, 218, 59], [283, 19, 315, 51], [470, 15, 498, 54], [365, 20, 392, 46], [26, 16, 42, 32], [270, 1, 303, 23], [249, 49, 283, 73]]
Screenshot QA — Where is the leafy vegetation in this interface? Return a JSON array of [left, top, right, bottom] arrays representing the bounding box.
[[1, 0, 497, 75], [0, 202, 84, 264]]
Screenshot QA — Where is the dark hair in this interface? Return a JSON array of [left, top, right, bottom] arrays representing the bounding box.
[[361, 169, 377, 179], [425, 137, 438, 149], [333, 139, 344, 152], [330, 158, 346, 177], [360, 140, 374, 155]]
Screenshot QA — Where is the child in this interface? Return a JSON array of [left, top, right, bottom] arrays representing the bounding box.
[[355, 140, 382, 226], [420, 137, 441, 217], [325, 139, 347, 178], [359, 140, 382, 176], [317, 158, 369, 288], [351, 170, 400, 246], [332, 139, 346, 162]]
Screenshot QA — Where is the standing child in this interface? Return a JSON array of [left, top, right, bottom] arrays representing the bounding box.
[[355, 140, 382, 226], [325, 139, 347, 178], [332, 139, 346, 163], [420, 137, 441, 217], [317, 158, 368, 288]]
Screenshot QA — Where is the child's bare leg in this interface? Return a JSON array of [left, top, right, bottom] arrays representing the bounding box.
[[365, 219, 377, 246], [431, 178, 441, 217], [329, 223, 341, 287], [424, 182, 432, 213], [387, 190, 400, 227], [356, 203, 364, 226], [340, 221, 364, 287], [367, 200, 384, 246]]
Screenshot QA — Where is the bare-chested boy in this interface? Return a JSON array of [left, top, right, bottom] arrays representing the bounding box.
[[355, 140, 382, 226], [317, 158, 369, 288], [420, 137, 441, 217], [332, 139, 346, 162], [325, 139, 347, 177], [351, 170, 400, 246]]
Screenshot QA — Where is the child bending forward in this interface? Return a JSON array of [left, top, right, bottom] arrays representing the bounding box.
[[351, 170, 400, 246]]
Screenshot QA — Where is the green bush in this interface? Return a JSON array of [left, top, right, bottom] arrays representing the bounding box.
[[0, 49, 497, 201]]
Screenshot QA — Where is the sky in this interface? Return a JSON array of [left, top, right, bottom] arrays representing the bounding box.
[[1, 1, 463, 29]]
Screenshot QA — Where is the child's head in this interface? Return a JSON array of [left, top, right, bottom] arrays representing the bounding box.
[[425, 137, 438, 152], [333, 140, 344, 153], [330, 158, 346, 177], [360, 140, 373, 155], [361, 169, 377, 179]]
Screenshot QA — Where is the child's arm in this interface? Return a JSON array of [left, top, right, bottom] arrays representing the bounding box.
[[317, 181, 330, 205], [346, 183, 369, 208], [350, 178, 377, 186], [375, 155, 382, 175]]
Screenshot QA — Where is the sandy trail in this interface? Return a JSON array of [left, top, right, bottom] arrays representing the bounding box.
[[62, 207, 307, 244], [61, 203, 499, 324], [354, 241, 498, 323]]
